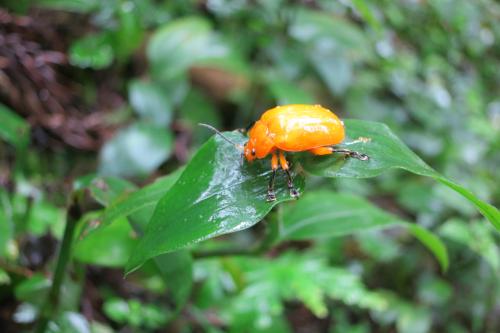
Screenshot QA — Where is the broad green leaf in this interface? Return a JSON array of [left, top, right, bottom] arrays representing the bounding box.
[[280, 191, 448, 271], [69, 33, 114, 69], [126, 132, 305, 273], [103, 168, 184, 225], [148, 17, 246, 81], [99, 122, 173, 178], [0, 103, 29, 148], [74, 217, 137, 268], [301, 119, 500, 230], [129, 80, 172, 126]]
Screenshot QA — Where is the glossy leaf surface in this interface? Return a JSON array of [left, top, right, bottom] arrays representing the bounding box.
[[281, 191, 448, 271], [301, 120, 500, 230], [126, 132, 305, 273]]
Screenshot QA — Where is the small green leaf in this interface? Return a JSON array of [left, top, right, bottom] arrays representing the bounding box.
[[301, 119, 500, 230], [99, 122, 173, 178], [129, 80, 172, 126], [69, 33, 114, 69], [0, 103, 29, 148], [280, 191, 449, 271], [126, 132, 305, 273], [103, 168, 183, 225]]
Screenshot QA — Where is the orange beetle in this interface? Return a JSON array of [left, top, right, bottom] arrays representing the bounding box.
[[202, 104, 368, 201]]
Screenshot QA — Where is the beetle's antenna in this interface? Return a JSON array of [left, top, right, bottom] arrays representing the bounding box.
[[198, 123, 244, 150]]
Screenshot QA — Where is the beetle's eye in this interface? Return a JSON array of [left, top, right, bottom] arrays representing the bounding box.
[[251, 148, 256, 156]]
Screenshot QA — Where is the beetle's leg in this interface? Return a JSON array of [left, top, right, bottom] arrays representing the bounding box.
[[267, 152, 279, 202], [331, 148, 369, 161], [309, 147, 334, 155], [309, 147, 368, 160], [279, 150, 299, 199]]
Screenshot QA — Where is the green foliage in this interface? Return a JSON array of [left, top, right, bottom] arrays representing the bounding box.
[[2, 0, 500, 332], [280, 191, 449, 271], [103, 298, 170, 329], [0, 103, 30, 148]]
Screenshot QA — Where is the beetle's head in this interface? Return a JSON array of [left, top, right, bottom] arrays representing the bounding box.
[[244, 139, 257, 162]]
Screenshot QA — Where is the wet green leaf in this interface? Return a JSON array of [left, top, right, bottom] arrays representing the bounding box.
[[301, 120, 500, 230], [0, 103, 29, 148], [99, 122, 173, 178], [129, 80, 173, 126], [281, 191, 448, 271], [126, 132, 305, 273]]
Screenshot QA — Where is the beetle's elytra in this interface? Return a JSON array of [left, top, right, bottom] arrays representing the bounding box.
[[201, 104, 369, 202]]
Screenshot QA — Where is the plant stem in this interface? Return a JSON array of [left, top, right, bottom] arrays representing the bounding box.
[[34, 194, 82, 333]]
